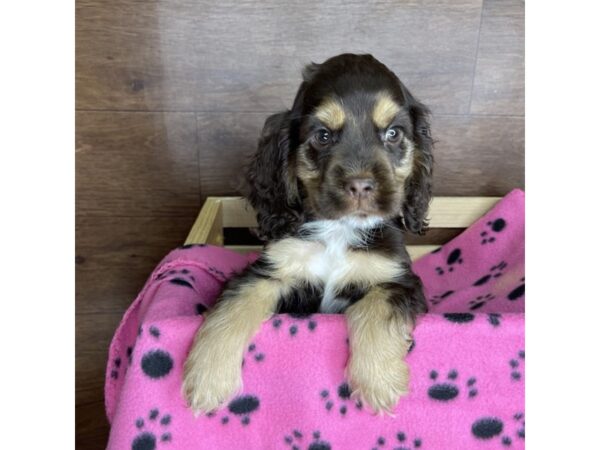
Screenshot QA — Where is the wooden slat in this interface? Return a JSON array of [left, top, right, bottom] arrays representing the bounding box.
[[184, 198, 223, 246], [209, 196, 501, 229], [427, 197, 501, 227]]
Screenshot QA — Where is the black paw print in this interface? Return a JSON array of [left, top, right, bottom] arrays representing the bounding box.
[[473, 261, 507, 287], [480, 218, 507, 244], [509, 350, 525, 381], [206, 394, 260, 426], [435, 248, 464, 275], [469, 293, 495, 310], [139, 326, 174, 380], [319, 381, 363, 416], [427, 369, 478, 401], [272, 314, 318, 336], [488, 313, 502, 327], [283, 430, 331, 450], [471, 417, 504, 441], [430, 290, 454, 306], [157, 268, 196, 289], [443, 313, 475, 324], [371, 431, 422, 450], [508, 277, 525, 301], [132, 408, 172, 450], [110, 356, 121, 380], [246, 342, 265, 363], [127, 346, 134, 365], [472, 413, 524, 446], [513, 412, 526, 441]]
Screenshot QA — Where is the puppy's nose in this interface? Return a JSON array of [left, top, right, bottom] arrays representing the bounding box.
[[345, 178, 375, 198]]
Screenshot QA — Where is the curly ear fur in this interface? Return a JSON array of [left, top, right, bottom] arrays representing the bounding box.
[[244, 111, 304, 241], [401, 91, 434, 235]]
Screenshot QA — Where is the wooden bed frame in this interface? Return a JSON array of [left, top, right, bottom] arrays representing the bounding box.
[[185, 196, 501, 260]]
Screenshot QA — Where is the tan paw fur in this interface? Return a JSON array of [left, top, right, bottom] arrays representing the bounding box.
[[183, 331, 243, 414], [345, 286, 413, 414]]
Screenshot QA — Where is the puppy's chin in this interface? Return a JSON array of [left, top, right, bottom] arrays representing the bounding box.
[[338, 214, 385, 230]]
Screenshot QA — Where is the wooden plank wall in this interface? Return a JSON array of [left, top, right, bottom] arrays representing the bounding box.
[[75, 0, 524, 447]]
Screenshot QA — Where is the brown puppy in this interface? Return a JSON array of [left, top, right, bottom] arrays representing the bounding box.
[[183, 53, 433, 414]]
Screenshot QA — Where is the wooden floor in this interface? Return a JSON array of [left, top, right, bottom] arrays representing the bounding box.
[[75, 0, 524, 447]]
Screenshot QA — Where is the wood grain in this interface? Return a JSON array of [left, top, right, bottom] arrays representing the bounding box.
[[77, 0, 482, 115], [76, 215, 194, 314], [470, 0, 525, 115], [76, 112, 200, 217], [76, 399, 110, 450], [432, 114, 524, 195]]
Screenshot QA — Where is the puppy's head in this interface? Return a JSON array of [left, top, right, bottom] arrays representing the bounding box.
[[246, 54, 433, 240]]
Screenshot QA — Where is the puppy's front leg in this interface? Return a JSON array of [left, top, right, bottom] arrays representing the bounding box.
[[183, 275, 284, 414], [346, 282, 424, 414]]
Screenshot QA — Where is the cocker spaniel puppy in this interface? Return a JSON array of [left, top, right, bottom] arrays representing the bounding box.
[[183, 53, 433, 414]]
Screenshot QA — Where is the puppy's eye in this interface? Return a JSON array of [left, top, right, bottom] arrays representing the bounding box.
[[385, 126, 403, 143], [315, 129, 331, 146]]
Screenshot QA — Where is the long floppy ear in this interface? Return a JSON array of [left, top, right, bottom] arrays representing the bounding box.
[[401, 91, 434, 235], [244, 111, 303, 241]]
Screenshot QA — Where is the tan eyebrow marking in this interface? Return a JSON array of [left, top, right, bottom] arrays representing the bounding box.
[[372, 93, 401, 129], [314, 98, 346, 130]]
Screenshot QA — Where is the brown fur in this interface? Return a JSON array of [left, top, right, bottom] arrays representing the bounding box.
[[184, 54, 432, 416]]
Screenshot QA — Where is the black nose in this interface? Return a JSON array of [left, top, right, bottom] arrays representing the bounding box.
[[345, 178, 375, 198]]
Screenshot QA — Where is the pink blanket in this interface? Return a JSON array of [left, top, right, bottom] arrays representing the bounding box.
[[105, 189, 524, 450]]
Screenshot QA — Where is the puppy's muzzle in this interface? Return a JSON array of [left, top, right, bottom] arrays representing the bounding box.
[[345, 177, 375, 200]]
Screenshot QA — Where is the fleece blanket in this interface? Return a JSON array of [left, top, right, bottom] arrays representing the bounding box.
[[105, 189, 525, 450]]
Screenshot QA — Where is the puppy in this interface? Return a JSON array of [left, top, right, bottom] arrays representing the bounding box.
[[183, 53, 432, 414]]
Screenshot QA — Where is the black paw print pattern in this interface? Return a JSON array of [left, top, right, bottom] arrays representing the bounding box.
[[272, 314, 318, 336], [245, 342, 265, 364], [508, 277, 525, 301], [430, 290, 454, 306], [443, 313, 475, 324], [468, 293, 495, 310], [435, 248, 463, 275], [473, 261, 507, 287], [509, 350, 525, 381], [488, 313, 502, 327], [139, 326, 174, 380], [206, 394, 260, 426], [132, 408, 172, 450], [110, 356, 122, 380], [283, 430, 332, 450], [157, 268, 196, 290], [371, 432, 422, 450], [472, 412, 525, 446], [427, 369, 478, 401], [319, 381, 363, 416], [127, 346, 134, 365], [480, 218, 507, 244]]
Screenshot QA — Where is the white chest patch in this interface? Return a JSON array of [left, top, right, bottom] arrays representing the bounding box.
[[300, 219, 378, 313], [266, 218, 403, 313]]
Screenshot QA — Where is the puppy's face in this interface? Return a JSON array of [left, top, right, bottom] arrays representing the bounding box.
[[246, 54, 433, 240], [294, 90, 416, 224]]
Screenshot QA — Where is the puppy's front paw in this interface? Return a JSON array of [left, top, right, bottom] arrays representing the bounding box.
[[347, 354, 409, 414], [183, 340, 243, 414]]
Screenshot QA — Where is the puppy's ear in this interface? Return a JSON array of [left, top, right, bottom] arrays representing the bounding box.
[[401, 91, 434, 235], [244, 111, 303, 241]]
